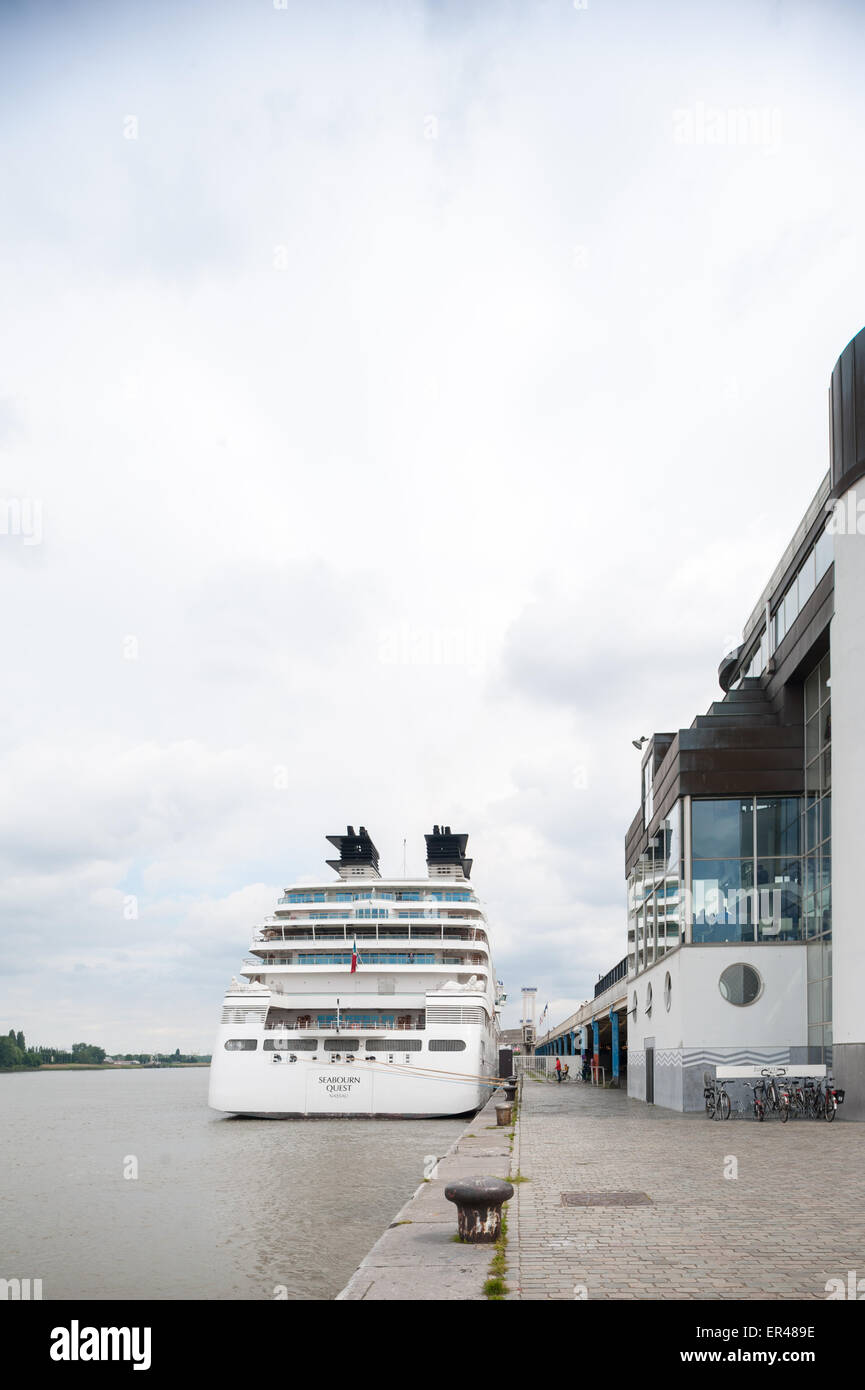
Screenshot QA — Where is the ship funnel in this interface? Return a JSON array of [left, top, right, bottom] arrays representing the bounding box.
[[326, 826, 381, 879], [424, 826, 472, 880]]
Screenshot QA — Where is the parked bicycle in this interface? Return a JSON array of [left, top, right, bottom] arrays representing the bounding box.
[[821, 1077, 844, 1121], [761, 1071, 785, 1117], [703, 1072, 731, 1120], [743, 1080, 766, 1122]]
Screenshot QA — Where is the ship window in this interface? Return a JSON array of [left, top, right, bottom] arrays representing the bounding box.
[[224, 1039, 257, 1051], [264, 1038, 318, 1051], [428, 1039, 467, 1052], [366, 1039, 422, 1051]]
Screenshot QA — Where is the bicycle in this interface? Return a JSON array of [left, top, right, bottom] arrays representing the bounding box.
[[703, 1072, 731, 1121], [777, 1079, 795, 1121], [743, 1080, 766, 1122], [762, 1073, 785, 1118], [821, 1077, 844, 1121]]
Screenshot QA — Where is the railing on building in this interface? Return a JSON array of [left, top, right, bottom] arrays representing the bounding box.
[[594, 957, 628, 999], [514, 1056, 606, 1085]]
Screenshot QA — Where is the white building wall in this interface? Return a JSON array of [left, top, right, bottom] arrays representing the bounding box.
[[628, 944, 807, 1110], [829, 507, 865, 1116]]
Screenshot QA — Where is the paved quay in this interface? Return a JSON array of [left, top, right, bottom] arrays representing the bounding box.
[[508, 1076, 865, 1300], [337, 1092, 513, 1300]]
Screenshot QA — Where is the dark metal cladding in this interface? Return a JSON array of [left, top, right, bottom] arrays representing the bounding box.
[[424, 825, 473, 878], [325, 824, 380, 872], [829, 324, 865, 499]]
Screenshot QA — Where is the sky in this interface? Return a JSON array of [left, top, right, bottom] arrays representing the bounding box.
[[2, 0, 864, 1051]]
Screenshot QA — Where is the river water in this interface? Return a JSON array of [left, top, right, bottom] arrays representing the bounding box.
[[0, 1068, 465, 1300]]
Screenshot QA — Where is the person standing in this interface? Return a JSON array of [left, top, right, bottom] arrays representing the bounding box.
[[555, 1056, 562, 1083]]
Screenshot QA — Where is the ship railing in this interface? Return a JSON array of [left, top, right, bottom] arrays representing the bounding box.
[[264, 1020, 425, 1032], [254, 924, 488, 943], [243, 953, 486, 967]]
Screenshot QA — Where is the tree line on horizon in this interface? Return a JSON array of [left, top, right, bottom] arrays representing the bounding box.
[[0, 1030, 209, 1067]]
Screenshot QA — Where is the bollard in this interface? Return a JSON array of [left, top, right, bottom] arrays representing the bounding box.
[[444, 1177, 514, 1243], [495, 1102, 513, 1126], [503, 1081, 517, 1104]]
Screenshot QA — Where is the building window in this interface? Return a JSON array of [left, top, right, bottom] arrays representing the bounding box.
[[627, 803, 683, 974], [664, 972, 672, 1011], [642, 760, 654, 828], [645, 983, 653, 1016], [692, 799, 753, 859], [691, 797, 803, 943], [803, 652, 831, 1065], [718, 963, 762, 1006]]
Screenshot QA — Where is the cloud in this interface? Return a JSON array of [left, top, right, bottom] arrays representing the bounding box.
[[2, 0, 864, 1046]]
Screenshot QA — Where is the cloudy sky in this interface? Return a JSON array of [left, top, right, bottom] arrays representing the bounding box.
[[2, 0, 864, 1051]]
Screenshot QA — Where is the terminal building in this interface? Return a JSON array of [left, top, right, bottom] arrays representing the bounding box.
[[536, 325, 865, 1117]]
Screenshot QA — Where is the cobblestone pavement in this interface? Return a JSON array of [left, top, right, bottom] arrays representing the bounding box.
[[508, 1078, 865, 1300]]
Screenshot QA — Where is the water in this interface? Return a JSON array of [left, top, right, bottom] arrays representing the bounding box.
[[0, 1069, 466, 1300]]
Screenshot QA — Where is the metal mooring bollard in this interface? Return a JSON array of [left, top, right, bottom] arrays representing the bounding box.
[[444, 1177, 514, 1243], [495, 1102, 513, 1126], [503, 1081, 517, 1104]]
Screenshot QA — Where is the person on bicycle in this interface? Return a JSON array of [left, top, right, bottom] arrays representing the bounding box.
[[555, 1056, 562, 1083], [561, 1062, 570, 1081]]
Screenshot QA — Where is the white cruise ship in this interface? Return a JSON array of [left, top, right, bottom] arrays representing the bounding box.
[[208, 826, 502, 1118]]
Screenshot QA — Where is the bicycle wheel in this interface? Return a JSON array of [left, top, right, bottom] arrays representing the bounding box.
[[717, 1091, 731, 1121], [824, 1096, 836, 1122], [756, 1103, 764, 1122], [779, 1098, 789, 1123]]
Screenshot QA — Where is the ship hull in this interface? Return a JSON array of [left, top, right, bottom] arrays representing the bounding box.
[[208, 1029, 495, 1119]]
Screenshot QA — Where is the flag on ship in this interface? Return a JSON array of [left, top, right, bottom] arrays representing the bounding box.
[[351, 936, 360, 973]]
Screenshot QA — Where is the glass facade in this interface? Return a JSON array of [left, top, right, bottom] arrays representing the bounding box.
[[804, 652, 832, 1063], [690, 796, 801, 943], [627, 803, 682, 972], [740, 520, 833, 680]]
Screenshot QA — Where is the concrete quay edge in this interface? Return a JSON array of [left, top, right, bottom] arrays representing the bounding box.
[[336, 1090, 514, 1300]]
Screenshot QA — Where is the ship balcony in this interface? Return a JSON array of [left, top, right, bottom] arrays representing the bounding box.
[[242, 956, 488, 972], [253, 925, 489, 948], [268, 909, 485, 924], [276, 891, 481, 908], [264, 1014, 425, 1032]]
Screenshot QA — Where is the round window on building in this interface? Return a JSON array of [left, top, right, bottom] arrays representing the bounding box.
[[718, 963, 762, 1006], [664, 972, 672, 1012], [645, 983, 653, 1016], [630, 991, 638, 1016]]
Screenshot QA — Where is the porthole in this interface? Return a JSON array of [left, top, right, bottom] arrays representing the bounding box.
[[664, 972, 672, 1012], [645, 983, 653, 1016], [630, 992, 638, 1016], [718, 963, 762, 1006]]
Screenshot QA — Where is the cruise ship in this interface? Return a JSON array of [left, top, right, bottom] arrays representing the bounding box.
[[208, 826, 502, 1118]]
